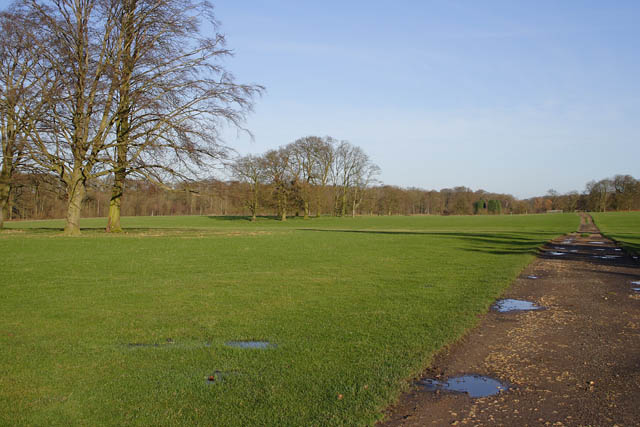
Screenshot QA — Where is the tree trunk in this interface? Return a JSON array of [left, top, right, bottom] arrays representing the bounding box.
[[64, 170, 86, 236], [0, 168, 10, 229], [280, 194, 287, 221], [1, 118, 15, 230], [107, 10, 134, 232], [251, 186, 258, 221], [303, 200, 310, 219], [106, 169, 125, 232]]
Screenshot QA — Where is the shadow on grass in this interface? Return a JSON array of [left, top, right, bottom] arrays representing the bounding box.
[[299, 228, 550, 256], [298, 228, 558, 240], [206, 215, 318, 222], [206, 215, 256, 222]]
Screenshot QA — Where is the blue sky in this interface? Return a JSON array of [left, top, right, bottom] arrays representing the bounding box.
[[212, 0, 639, 198], [2, 0, 638, 198]]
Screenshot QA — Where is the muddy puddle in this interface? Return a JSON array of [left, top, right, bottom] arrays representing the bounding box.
[[225, 341, 275, 349], [549, 251, 565, 256], [418, 375, 508, 398], [492, 299, 544, 313], [526, 275, 539, 279]]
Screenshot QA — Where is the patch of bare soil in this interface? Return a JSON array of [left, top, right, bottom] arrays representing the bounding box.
[[381, 213, 640, 426]]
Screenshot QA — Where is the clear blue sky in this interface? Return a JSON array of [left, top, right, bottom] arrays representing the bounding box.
[[213, 0, 639, 198], [3, 0, 638, 198]]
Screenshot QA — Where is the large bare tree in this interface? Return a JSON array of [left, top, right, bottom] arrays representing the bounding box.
[[0, 8, 49, 229], [24, 0, 123, 235], [104, 0, 262, 232]]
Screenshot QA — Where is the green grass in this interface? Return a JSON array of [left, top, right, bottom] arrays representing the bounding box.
[[0, 214, 578, 425], [592, 211, 640, 255]]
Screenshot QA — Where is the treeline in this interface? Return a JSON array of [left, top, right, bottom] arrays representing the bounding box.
[[3, 4, 638, 232], [6, 169, 639, 221]]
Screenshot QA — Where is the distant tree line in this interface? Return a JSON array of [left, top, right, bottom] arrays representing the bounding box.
[[5, 167, 639, 222]]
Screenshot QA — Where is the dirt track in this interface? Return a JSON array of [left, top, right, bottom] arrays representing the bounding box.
[[382, 214, 640, 426]]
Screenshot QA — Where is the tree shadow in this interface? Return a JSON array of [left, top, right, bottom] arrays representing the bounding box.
[[299, 228, 550, 256], [206, 215, 291, 222]]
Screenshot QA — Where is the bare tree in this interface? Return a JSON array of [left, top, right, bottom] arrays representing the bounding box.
[[262, 147, 291, 221], [330, 141, 379, 216], [287, 136, 332, 219], [230, 154, 265, 221], [347, 148, 380, 217], [611, 174, 636, 211], [104, 0, 262, 232], [585, 179, 612, 212], [23, 0, 124, 235], [0, 7, 49, 229]]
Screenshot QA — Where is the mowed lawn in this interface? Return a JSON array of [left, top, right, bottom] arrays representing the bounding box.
[[1, 214, 578, 426], [592, 211, 640, 255]]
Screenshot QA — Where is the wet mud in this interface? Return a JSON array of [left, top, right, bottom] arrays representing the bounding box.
[[382, 213, 640, 426]]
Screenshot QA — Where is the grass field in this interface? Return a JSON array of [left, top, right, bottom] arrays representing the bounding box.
[[592, 211, 640, 255], [1, 214, 578, 426]]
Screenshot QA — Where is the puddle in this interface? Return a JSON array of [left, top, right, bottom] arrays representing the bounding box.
[[593, 255, 622, 260], [569, 249, 579, 253], [632, 288, 640, 293], [589, 241, 605, 244], [549, 251, 565, 256], [595, 248, 606, 251], [418, 375, 508, 398], [492, 299, 544, 313], [632, 281, 640, 285], [561, 240, 573, 244], [225, 341, 275, 349], [614, 248, 622, 251], [526, 275, 539, 279]]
